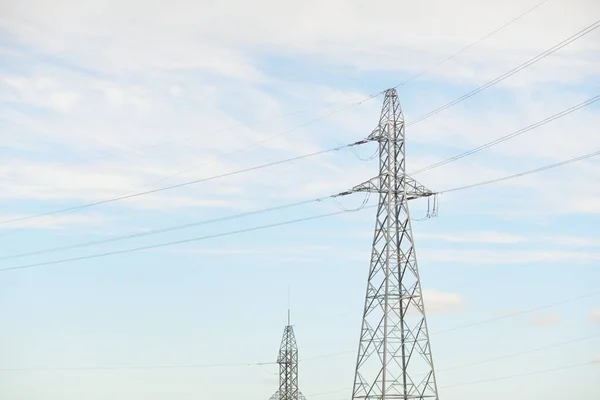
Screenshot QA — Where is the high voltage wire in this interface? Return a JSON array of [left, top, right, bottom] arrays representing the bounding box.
[[0, 140, 367, 227], [2, 83, 597, 233], [391, 0, 552, 89], [34, 0, 547, 176], [436, 332, 600, 372], [0, 361, 277, 372], [0, 103, 377, 238], [3, 13, 589, 231], [4, 4, 592, 397], [304, 288, 600, 362], [410, 94, 600, 175], [440, 361, 595, 390], [305, 329, 600, 396], [405, 19, 600, 126], [46, 98, 372, 173], [0, 206, 374, 273], [2, 146, 599, 271], [0, 197, 329, 261], [434, 243, 594, 294], [432, 290, 600, 335], [313, 361, 596, 398], [3, 306, 597, 373], [1, 14, 596, 270], [440, 148, 600, 194], [135, 94, 378, 186]]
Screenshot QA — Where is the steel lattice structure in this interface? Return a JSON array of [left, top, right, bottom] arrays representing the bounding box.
[[350, 88, 440, 400], [269, 313, 306, 400]]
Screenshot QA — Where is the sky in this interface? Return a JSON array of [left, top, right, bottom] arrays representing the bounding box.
[[1, 0, 600, 399]]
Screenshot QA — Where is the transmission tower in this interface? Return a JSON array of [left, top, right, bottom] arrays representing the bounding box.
[[350, 88, 440, 400], [269, 311, 306, 400]]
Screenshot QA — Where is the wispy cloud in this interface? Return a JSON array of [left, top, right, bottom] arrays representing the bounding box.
[[423, 289, 467, 315], [0, 213, 109, 230], [1, 1, 599, 399], [419, 248, 600, 265], [529, 312, 562, 327], [590, 307, 600, 324]]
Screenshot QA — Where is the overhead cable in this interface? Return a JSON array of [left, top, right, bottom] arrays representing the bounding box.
[[3, 146, 600, 272], [0, 196, 342, 261], [4, 311, 597, 373], [410, 94, 600, 175], [406, 19, 600, 126], [392, 0, 552, 89], [0, 205, 375, 273], [310, 361, 595, 398], [440, 148, 600, 194], [441, 361, 595, 389], [36, 0, 549, 175], [0, 139, 369, 227]]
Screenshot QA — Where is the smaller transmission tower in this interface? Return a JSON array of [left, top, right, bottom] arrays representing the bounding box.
[[269, 311, 306, 400]]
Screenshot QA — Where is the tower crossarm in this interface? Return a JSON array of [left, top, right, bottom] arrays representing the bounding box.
[[347, 175, 436, 201]]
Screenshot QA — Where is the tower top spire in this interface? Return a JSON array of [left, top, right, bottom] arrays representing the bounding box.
[[269, 305, 305, 400], [287, 285, 291, 326]]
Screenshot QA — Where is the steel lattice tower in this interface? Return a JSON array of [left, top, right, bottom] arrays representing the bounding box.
[[350, 88, 440, 400], [269, 311, 306, 400]]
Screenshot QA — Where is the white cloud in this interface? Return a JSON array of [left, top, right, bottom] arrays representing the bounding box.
[[423, 289, 467, 315], [0, 0, 598, 225], [0, 213, 108, 230], [530, 312, 562, 326], [418, 231, 525, 244], [416, 232, 600, 247], [493, 309, 527, 318], [419, 248, 600, 265], [590, 307, 600, 324], [3, 0, 598, 80]]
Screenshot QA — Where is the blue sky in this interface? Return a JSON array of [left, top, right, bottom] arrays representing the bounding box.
[[1, 0, 600, 399]]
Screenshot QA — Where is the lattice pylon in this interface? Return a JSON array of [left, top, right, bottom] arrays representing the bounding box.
[[269, 314, 306, 400], [350, 88, 440, 400]]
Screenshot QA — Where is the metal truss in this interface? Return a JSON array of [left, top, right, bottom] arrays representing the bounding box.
[[269, 315, 305, 400], [350, 88, 440, 400]]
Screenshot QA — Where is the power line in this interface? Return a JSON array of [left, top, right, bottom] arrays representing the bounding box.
[[441, 361, 595, 389], [4, 118, 595, 236], [3, 146, 599, 272], [309, 345, 598, 397], [44, 94, 380, 175], [0, 139, 369, 227], [436, 332, 600, 372], [6, 331, 595, 374], [307, 362, 597, 398], [0, 100, 378, 238], [7, 199, 335, 260], [3, 293, 596, 372], [410, 95, 600, 175], [7, 17, 590, 231], [3, 96, 598, 262], [305, 288, 600, 364], [0, 205, 376, 273], [432, 290, 600, 335], [0, 361, 277, 372], [2, 10, 573, 232], [406, 19, 600, 126], [392, 0, 552, 89], [0, 197, 331, 261], [441, 148, 600, 194], [27, 0, 548, 177]]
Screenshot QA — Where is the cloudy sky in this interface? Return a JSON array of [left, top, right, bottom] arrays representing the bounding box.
[[1, 0, 599, 399]]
